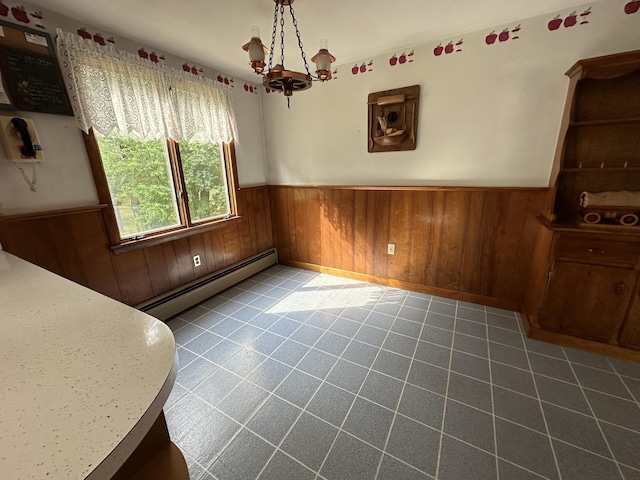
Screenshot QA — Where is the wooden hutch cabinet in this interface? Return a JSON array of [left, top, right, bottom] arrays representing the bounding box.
[[525, 50, 640, 359]]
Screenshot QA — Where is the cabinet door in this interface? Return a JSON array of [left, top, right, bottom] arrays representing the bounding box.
[[540, 260, 635, 342], [619, 287, 640, 348]]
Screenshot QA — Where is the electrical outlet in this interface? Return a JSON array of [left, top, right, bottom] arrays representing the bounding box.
[[387, 243, 395, 255], [193, 255, 201, 267]]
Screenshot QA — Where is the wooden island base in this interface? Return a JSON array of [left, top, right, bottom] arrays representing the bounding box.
[[113, 411, 189, 480]]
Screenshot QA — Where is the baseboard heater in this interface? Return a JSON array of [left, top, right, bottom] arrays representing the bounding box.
[[136, 248, 278, 321]]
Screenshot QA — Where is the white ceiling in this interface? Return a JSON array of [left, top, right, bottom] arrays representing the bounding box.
[[29, 0, 592, 82]]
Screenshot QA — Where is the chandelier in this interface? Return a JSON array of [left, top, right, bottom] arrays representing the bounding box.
[[242, 0, 335, 99]]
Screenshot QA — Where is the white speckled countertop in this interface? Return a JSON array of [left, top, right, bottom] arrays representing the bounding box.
[[0, 251, 177, 480]]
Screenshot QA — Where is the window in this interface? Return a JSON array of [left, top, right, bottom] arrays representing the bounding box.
[[56, 28, 239, 250], [178, 138, 231, 223], [95, 132, 233, 239], [85, 131, 238, 250]]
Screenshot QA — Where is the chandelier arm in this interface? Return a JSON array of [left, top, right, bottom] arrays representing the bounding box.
[[289, 2, 311, 76], [267, 1, 278, 72]]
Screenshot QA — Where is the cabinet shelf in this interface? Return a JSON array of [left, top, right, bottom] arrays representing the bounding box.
[[561, 166, 640, 173], [539, 216, 640, 237], [570, 117, 640, 126]]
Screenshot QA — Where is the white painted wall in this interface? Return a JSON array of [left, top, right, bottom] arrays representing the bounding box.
[[0, 112, 97, 213], [232, 87, 268, 187], [262, 1, 640, 187], [0, 2, 267, 215]]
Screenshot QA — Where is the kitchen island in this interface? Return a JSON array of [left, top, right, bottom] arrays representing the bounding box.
[[0, 250, 186, 479]]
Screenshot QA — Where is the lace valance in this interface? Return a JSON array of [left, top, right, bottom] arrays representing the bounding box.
[[56, 29, 237, 144]]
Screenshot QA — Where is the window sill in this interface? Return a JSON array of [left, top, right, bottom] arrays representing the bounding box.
[[111, 215, 242, 255]]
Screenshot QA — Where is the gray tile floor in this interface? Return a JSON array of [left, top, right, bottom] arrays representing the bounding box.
[[164, 265, 640, 480]]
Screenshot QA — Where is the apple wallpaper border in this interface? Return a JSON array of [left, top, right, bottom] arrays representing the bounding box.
[[0, 0, 638, 95]]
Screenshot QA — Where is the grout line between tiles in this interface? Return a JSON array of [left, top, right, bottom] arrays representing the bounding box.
[[434, 300, 458, 479], [493, 411, 640, 472], [521, 328, 563, 480], [312, 289, 412, 477], [497, 457, 552, 480], [204, 400, 319, 479], [485, 305, 501, 480], [178, 296, 632, 384], [178, 448, 214, 480], [174, 296, 612, 378], [606, 356, 640, 406], [181, 298, 326, 472], [200, 319, 332, 477], [550, 434, 635, 468], [252, 323, 346, 479], [169, 350, 639, 448], [246, 279, 407, 476], [174, 330, 640, 440], [373, 297, 433, 479], [173, 323, 640, 438], [562, 348, 626, 479]]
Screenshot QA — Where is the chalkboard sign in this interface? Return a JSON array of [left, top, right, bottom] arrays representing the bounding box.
[[0, 50, 72, 114], [0, 19, 73, 115]]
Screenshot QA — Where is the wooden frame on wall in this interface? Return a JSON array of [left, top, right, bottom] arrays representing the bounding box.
[[367, 85, 420, 153]]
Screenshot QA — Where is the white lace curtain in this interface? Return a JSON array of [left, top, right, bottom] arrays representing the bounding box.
[[56, 29, 237, 144]]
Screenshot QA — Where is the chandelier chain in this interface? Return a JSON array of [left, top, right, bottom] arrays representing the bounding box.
[[289, 3, 311, 76], [249, 0, 333, 97], [279, 4, 285, 67], [267, 1, 278, 71]]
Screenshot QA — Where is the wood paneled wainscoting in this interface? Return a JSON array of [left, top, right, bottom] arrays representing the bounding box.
[[269, 186, 549, 310], [0, 186, 273, 306]]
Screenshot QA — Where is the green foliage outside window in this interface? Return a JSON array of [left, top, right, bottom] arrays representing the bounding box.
[[96, 132, 230, 238], [179, 139, 230, 222]]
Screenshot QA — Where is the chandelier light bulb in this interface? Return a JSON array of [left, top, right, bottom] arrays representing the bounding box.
[[248, 27, 264, 62], [242, 26, 267, 74], [312, 39, 336, 81]]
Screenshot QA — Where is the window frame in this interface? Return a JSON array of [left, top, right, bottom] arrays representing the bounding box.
[[83, 130, 240, 254]]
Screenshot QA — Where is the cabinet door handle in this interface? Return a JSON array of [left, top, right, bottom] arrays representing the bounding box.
[[615, 282, 626, 296], [587, 248, 605, 254]]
